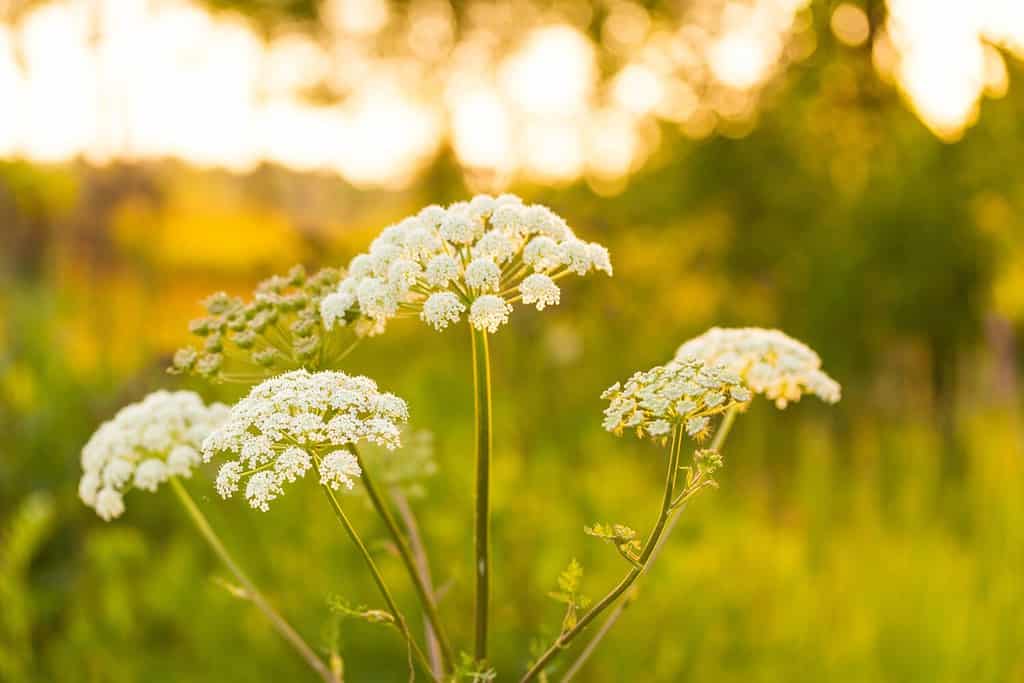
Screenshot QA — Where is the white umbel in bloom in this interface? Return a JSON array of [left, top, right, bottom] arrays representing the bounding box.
[[601, 358, 752, 442], [319, 194, 612, 336], [79, 391, 230, 521], [202, 369, 409, 511], [675, 327, 841, 408]]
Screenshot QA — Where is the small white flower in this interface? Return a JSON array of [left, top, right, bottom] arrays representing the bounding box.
[[559, 239, 592, 275], [469, 295, 513, 333], [95, 488, 126, 521], [439, 211, 476, 244], [79, 391, 227, 520], [387, 258, 422, 292], [348, 253, 374, 279], [424, 254, 460, 287], [275, 447, 312, 483], [167, 445, 201, 477], [421, 292, 466, 330], [523, 236, 562, 272], [320, 451, 362, 490], [245, 471, 283, 512], [102, 458, 134, 488], [464, 258, 501, 292], [133, 459, 168, 492], [203, 370, 409, 510], [685, 416, 710, 438], [472, 230, 517, 263], [519, 273, 560, 311], [356, 277, 398, 320], [588, 243, 613, 276], [79, 471, 101, 506], [216, 461, 243, 498], [647, 419, 672, 437]]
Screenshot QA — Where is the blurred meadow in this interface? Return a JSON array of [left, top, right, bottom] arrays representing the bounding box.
[[2, 0, 1024, 680]]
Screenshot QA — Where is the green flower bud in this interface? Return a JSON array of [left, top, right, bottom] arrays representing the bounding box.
[[169, 348, 198, 373], [204, 334, 223, 353], [232, 330, 256, 349], [287, 264, 307, 286], [188, 317, 213, 337], [196, 353, 223, 377], [203, 291, 235, 315], [253, 348, 278, 367]]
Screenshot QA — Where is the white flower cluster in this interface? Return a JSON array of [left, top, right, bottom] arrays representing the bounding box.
[[79, 391, 230, 521], [601, 358, 752, 441], [319, 194, 612, 336], [675, 327, 841, 408], [201, 369, 409, 511]]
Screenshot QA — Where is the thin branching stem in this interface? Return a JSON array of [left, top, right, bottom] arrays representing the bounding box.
[[560, 406, 741, 681], [391, 488, 445, 679], [471, 326, 494, 661], [168, 477, 338, 683], [351, 446, 455, 674], [519, 426, 684, 682], [319, 475, 437, 681]]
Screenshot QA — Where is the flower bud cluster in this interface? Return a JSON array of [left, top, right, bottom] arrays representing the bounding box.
[[170, 265, 346, 384]]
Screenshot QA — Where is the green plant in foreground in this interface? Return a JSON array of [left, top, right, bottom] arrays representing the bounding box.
[[77, 197, 842, 681]]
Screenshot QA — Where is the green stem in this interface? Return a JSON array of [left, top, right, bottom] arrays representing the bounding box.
[[471, 327, 493, 661], [352, 447, 455, 674], [168, 478, 337, 683], [319, 478, 437, 682], [519, 427, 684, 683], [560, 405, 741, 681]]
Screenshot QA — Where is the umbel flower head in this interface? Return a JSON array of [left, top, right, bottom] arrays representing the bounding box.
[[79, 391, 230, 521], [319, 194, 612, 336], [601, 358, 752, 442], [675, 327, 841, 408], [201, 369, 409, 511], [170, 265, 349, 384]]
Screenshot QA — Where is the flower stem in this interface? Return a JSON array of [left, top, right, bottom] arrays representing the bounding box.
[[519, 427, 684, 683], [352, 447, 455, 675], [319, 479, 437, 682], [391, 488, 446, 678], [560, 406, 741, 681], [471, 327, 493, 661], [168, 477, 338, 683]]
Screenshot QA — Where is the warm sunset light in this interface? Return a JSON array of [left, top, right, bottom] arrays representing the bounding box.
[[0, 0, 1021, 184]]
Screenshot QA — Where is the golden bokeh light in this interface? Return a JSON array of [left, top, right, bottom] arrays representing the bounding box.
[[0, 0, 1021, 186]]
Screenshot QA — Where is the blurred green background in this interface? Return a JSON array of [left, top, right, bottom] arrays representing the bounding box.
[[2, 0, 1024, 681]]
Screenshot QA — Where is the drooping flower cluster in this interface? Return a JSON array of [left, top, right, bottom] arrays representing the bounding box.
[[201, 369, 409, 511], [601, 358, 751, 441], [319, 194, 612, 336], [675, 327, 841, 408], [79, 391, 230, 521], [170, 265, 348, 383]]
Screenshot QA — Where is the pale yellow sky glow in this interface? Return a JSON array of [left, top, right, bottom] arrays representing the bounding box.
[[0, 0, 1020, 187]]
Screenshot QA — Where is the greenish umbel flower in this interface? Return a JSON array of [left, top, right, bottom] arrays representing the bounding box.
[[600, 357, 752, 443], [169, 265, 355, 384]]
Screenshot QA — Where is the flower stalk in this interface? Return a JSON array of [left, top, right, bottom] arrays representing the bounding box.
[[471, 326, 493, 661], [352, 446, 455, 674], [560, 405, 741, 681], [519, 425, 685, 683], [319, 474, 437, 681], [168, 477, 338, 683]]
